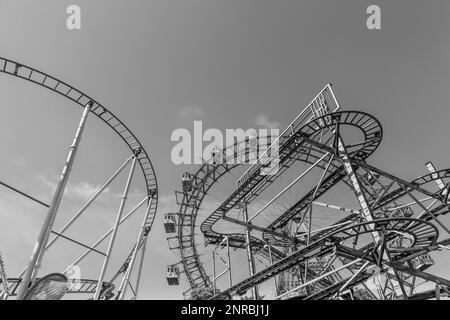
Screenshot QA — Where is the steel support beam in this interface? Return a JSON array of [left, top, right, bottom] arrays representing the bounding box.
[[17, 102, 92, 300], [117, 196, 154, 300], [247, 153, 329, 222], [243, 201, 259, 300], [134, 236, 147, 298], [222, 216, 294, 242], [275, 258, 362, 300], [65, 196, 148, 271], [15, 156, 133, 280], [336, 137, 380, 242], [94, 155, 138, 300]]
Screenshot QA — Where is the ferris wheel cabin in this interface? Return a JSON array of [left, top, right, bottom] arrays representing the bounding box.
[[166, 265, 180, 286], [164, 213, 177, 234]]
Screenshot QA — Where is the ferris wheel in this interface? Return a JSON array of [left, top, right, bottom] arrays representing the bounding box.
[[166, 84, 450, 300], [0, 56, 158, 300]]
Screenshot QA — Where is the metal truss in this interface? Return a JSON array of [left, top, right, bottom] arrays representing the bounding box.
[[0, 56, 159, 300], [171, 84, 450, 300]]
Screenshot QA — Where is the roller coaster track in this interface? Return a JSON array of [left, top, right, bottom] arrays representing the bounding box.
[[175, 83, 450, 299], [173, 84, 344, 289], [4, 278, 115, 298], [212, 218, 440, 299], [173, 141, 290, 289], [0, 56, 158, 296], [209, 163, 450, 299], [190, 111, 381, 289], [201, 110, 383, 245]]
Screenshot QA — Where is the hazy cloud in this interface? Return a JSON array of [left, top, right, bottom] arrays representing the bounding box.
[[159, 194, 175, 205], [253, 114, 280, 129], [13, 156, 30, 168], [36, 173, 121, 202], [178, 106, 204, 120]]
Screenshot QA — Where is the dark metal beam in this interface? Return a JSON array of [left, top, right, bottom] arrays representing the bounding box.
[[0, 180, 49, 207], [222, 215, 294, 242]]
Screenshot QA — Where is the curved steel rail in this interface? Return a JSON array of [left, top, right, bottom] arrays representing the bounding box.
[[212, 217, 439, 299], [176, 107, 449, 298], [174, 140, 289, 289], [176, 111, 383, 291], [5, 277, 114, 298], [201, 111, 383, 249], [0, 56, 158, 295], [210, 165, 450, 299], [263, 169, 450, 247]]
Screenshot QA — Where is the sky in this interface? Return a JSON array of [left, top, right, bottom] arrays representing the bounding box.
[[0, 0, 450, 300]]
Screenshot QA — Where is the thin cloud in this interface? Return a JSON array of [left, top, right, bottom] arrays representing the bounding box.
[[159, 194, 175, 205], [178, 106, 204, 120], [36, 173, 120, 202], [65, 181, 112, 201], [13, 156, 30, 168], [253, 114, 280, 129]]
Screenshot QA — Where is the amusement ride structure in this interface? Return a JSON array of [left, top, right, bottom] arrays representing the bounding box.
[[0, 57, 158, 300], [1, 55, 449, 301], [166, 84, 450, 300]]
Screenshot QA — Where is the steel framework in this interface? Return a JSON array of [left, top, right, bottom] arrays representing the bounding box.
[[0, 56, 158, 300], [169, 84, 450, 300]]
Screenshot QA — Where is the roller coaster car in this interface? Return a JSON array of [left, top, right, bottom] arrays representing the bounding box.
[[166, 265, 180, 286], [411, 254, 434, 271], [182, 173, 193, 192], [164, 213, 177, 234]]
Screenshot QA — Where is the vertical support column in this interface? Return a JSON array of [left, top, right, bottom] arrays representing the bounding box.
[[336, 134, 408, 299], [17, 102, 92, 300], [266, 243, 279, 295], [334, 128, 385, 298], [16, 156, 134, 280], [436, 282, 441, 300], [212, 249, 217, 296], [46, 157, 134, 251], [243, 201, 259, 300], [64, 197, 148, 269], [117, 196, 154, 300], [226, 237, 232, 288], [383, 238, 408, 300], [304, 154, 334, 283], [336, 138, 380, 242], [0, 252, 9, 299], [211, 237, 232, 293], [134, 236, 147, 298], [94, 152, 138, 300], [329, 85, 378, 237]]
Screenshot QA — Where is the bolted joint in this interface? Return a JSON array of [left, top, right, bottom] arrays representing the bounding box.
[[148, 189, 157, 198], [133, 147, 142, 156], [14, 64, 22, 75]]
